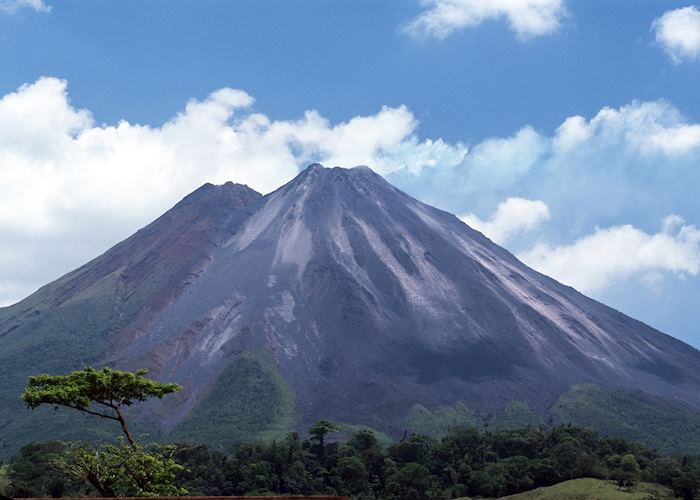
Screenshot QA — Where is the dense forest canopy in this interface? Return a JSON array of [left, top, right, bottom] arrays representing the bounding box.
[[2, 424, 699, 499]]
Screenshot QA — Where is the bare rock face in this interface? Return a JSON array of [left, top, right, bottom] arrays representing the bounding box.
[[2, 164, 700, 455]]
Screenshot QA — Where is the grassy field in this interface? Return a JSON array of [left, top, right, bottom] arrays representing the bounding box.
[[495, 477, 674, 499]]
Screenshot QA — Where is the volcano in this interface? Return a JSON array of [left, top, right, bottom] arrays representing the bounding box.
[[2, 164, 700, 456]]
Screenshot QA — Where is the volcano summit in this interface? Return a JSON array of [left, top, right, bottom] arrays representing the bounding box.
[[2, 164, 700, 456]]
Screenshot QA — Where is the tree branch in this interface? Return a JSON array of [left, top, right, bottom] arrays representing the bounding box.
[[94, 400, 118, 410], [69, 405, 119, 421]]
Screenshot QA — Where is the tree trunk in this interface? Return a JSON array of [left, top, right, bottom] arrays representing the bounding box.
[[115, 406, 136, 448], [86, 472, 116, 497]]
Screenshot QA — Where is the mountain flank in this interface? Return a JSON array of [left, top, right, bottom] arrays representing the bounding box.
[[2, 164, 700, 457]]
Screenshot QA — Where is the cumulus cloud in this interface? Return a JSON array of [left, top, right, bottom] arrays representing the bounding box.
[[461, 197, 550, 244], [518, 216, 700, 294], [0, 77, 467, 306], [403, 0, 567, 40], [0, 77, 468, 232], [652, 6, 700, 63], [0, 0, 50, 14], [552, 100, 700, 157], [401, 98, 700, 221]]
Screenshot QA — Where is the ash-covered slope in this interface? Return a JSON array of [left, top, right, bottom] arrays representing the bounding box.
[[2, 165, 700, 456]]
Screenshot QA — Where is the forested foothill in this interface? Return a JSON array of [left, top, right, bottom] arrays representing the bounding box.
[[1, 423, 699, 499]]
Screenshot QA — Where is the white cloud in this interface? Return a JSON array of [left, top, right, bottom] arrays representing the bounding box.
[[0, 0, 50, 14], [412, 101, 700, 206], [381, 136, 467, 174], [461, 197, 550, 244], [418, 98, 700, 213], [518, 216, 700, 294], [0, 77, 467, 233], [463, 126, 547, 188], [553, 100, 700, 156], [0, 77, 466, 306], [404, 0, 567, 40], [4, 78, 700, 307], [652, 6, 700, 63]]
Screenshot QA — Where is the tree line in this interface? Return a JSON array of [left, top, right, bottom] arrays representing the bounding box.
[[2, 366, 699, 499], [2, 422, 700, 499]]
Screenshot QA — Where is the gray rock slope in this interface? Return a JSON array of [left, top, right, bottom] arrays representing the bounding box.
[[112, 164, 700, 429]]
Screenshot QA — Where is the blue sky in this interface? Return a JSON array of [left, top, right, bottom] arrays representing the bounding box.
[[1, 0, 700, 347], [4, 0, 699, 141]]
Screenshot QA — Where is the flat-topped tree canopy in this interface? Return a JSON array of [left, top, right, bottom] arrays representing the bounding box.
[[22, 367, 181, 447]]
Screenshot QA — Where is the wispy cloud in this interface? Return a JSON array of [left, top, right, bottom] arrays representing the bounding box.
[[403, 0, 567, 40], [652, 6, 700, 63], [399, 99, 700, 219], [0, 0, 50, 14]]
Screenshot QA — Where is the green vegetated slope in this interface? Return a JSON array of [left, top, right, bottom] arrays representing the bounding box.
[[405, 402, 482, 437], [0, 280, 125, 459], [490, 401, 543, 432], [171, 350, 295, 447], [335, 423, 394, 447], [405, 401, 544, 437], [496, 477, 674, 499], [555, 384, 700, 454], [407, 386, 700, 455]]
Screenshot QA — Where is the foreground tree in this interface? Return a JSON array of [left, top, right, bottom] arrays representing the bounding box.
[[4, 442, 79, 498], [60, 442, 186, 497], [22, 367, 181, 447], [613, 454, 641, 490], [21, 367, 185, 497]]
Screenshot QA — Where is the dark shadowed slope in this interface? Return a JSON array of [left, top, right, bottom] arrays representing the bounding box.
[[2, 165, 700, 457]]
